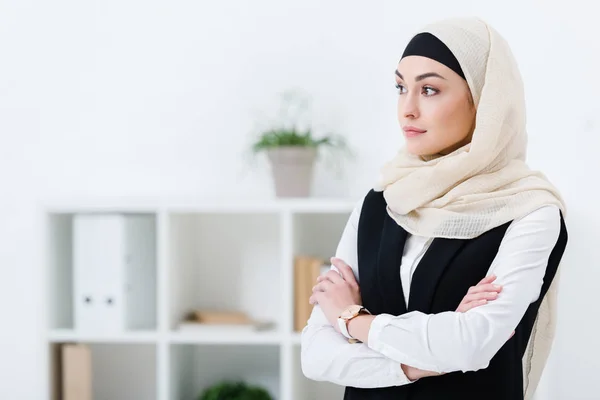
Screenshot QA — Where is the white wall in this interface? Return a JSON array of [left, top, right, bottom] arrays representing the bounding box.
[[1, 0, 598, 398]]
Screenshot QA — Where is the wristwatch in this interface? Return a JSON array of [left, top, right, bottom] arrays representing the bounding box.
[[337, 304, 371, 342]]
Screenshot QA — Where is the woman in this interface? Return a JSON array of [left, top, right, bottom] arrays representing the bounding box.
[[300, 16, 568, 400]]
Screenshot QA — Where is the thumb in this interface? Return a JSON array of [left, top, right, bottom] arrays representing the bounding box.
[[331, 257, 357, 284]]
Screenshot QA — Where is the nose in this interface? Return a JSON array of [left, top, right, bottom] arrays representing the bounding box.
[[400, 93, 419, 120]]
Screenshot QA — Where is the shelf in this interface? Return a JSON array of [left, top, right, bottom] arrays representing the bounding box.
[[45, 201, 357, 400], [43, 196, 357, 214], [48, 329, 159, 344], [170, 344, 280, 400], [168, 329, 283, 345]]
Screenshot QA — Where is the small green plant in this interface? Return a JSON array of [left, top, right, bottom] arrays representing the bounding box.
[[247, 89, 354, 176], [251, 127, 347, 153], [198, 380, 273, 400]]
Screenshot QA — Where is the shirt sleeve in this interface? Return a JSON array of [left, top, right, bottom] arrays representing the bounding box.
[[366, 205, 562, 373], [300, 196, 414, 388]]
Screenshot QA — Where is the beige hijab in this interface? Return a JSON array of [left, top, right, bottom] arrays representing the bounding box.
[[375, 17, 566, 399]]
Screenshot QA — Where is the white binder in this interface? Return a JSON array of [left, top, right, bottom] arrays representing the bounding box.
[[73, 214, 156, 333]]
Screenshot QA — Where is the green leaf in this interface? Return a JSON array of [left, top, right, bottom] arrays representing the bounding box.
[[251, 128, 349, 152], [198, 381, 273, 400]]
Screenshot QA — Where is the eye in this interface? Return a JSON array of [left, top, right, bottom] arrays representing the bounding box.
[[422, 86, 439, 96], [395, 83, 407, 95]]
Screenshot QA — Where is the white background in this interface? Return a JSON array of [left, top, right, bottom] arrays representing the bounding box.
[[1, 0, 598, 398]]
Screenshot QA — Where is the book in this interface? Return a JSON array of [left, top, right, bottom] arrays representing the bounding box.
[[294, 255, 328, 332], [192, 310, 253, 325], [177, 309, 277, 332]]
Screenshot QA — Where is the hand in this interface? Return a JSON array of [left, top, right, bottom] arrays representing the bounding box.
[[403, 274, 509, 381], [457, 274, 515, 340], [309, 257, 362, 331], [456, 274, 503, 312]]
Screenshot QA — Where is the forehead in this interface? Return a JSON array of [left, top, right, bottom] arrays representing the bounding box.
[[396, 55, 457, 80]]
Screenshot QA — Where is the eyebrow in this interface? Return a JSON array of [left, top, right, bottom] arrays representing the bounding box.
[[395, 70, 446, 81]]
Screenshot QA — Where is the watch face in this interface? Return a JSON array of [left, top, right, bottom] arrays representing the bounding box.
[[341, 305, 362, 319]]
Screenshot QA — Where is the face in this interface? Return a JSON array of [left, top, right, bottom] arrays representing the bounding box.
[[395, 56, 476, 157]]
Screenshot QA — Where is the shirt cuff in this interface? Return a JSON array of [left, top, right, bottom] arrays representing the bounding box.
[[389, 359, 415, 385], [370, 315, 417, 385], [367, 313, 394, 351], [367, 313, 441, 373]]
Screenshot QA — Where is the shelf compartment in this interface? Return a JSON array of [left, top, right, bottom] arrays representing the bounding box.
[[50, 343, 157, 400], [292, 212, 351, 261], [170, 344, 280, 400], [291, 212, 351, 333], [168, 212, 282, 333], [46, 212, 158, 332]]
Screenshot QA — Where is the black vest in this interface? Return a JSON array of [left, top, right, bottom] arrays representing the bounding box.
[[343, 190, 568, 400]]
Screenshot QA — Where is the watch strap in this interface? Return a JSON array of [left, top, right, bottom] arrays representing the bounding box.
[[338, 306, 370, 341], [338, 317, 353, 339]]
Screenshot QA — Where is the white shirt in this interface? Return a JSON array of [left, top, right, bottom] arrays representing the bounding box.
[[300, 197, 561, 389]]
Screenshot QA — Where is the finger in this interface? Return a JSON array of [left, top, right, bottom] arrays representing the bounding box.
[[509, 330, 515, 339], [462, 292, 499, 303], [468, 283, 502, 295], [325, 269, 345, 284], [312, 280, 333, 293], [316, 272, 341, 284], [476, 274, 497, 286], [331, 257, 357, 285], [457, 299, 487, 312], [313, 291, 325, 306], [309, 295, 317, 305], [312, 282, 324, 293]]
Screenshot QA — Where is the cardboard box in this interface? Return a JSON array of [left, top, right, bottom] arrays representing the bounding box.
[[62, 344, 92, 400]]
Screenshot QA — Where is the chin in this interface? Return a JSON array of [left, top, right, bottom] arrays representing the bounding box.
[[405, 144, 437, 158]]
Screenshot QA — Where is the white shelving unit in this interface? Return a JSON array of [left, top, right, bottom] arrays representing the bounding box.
[[44, 197, 356, 400]]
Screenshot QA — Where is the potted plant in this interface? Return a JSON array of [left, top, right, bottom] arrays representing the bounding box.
[[198, 380, 273, 400], [250, 90, 351, 198]]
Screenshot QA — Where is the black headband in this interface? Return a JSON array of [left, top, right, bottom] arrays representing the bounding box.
[[401, 32, 466, 81]]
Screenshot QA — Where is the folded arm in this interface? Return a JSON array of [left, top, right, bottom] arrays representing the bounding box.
[[351, 205, 561, 373], [301, 303, 412, 387], [300, 199, 413, 388]]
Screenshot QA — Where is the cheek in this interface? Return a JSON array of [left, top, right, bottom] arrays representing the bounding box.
[[432, 98, 472, 140]]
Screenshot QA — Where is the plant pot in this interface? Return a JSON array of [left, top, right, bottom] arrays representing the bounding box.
[[266, 146, 317, 197]]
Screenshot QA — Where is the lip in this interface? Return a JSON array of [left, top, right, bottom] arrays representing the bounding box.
[[402, 126, 427, 138]]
